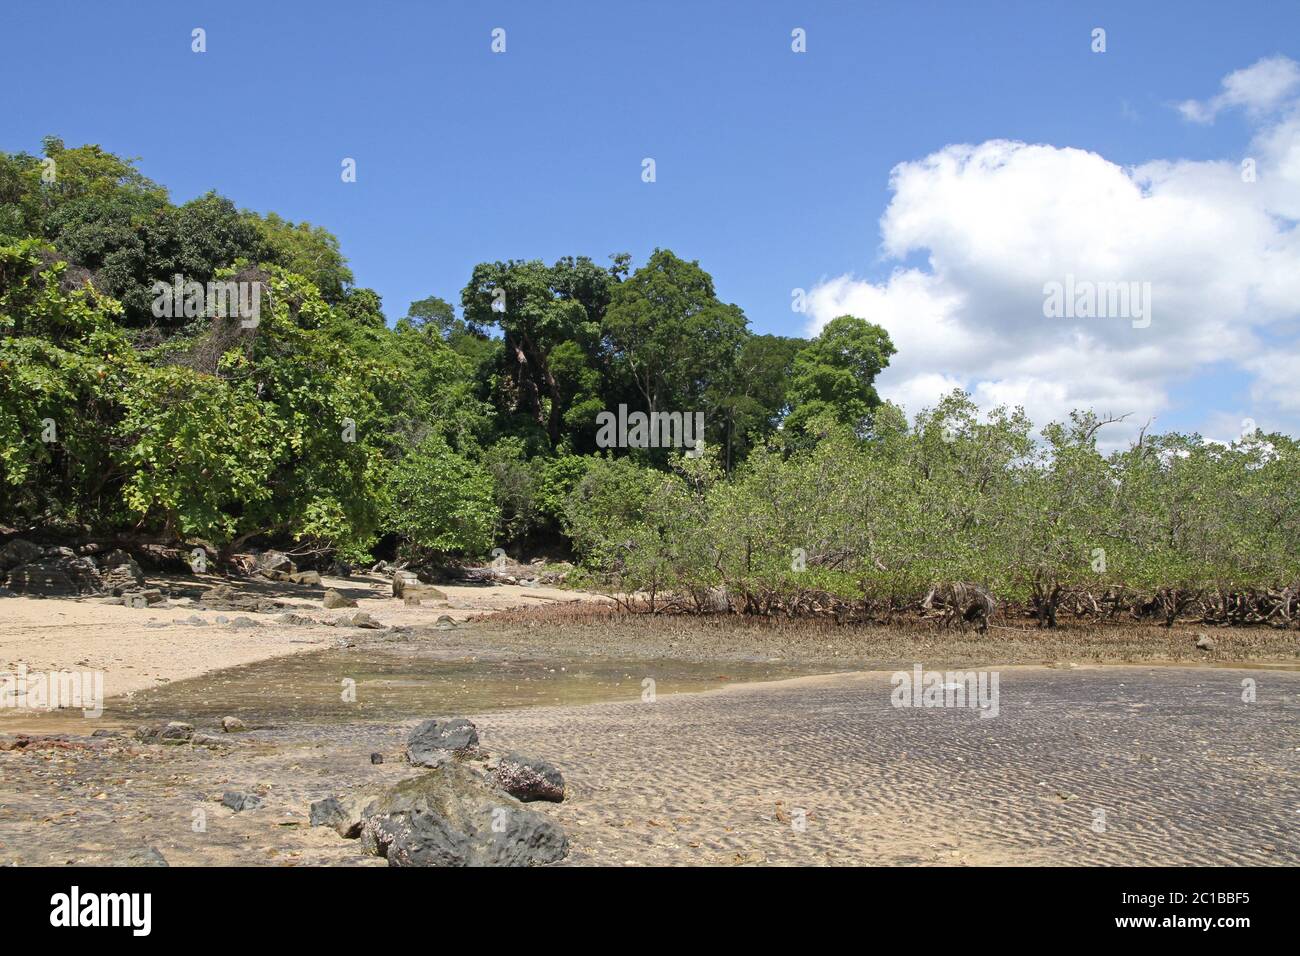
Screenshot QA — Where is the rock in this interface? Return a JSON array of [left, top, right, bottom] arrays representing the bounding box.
[[7, 561, 79, 596], [403, 595, 422, 606], [290, 570, 322, 586], [407, 717, 479, 767], [434, 614, 457, 629], [122, 588, 164, 607], [494, 752, 566, 803], [257, 551, 296, 574], [107, 846, 169, 867], [1196, 633, 1216, 651], [392, 569, 417, 596], [323, 588, 357, 609], [328, 561, 352, 578], [221, 716, 246, 733], [201, 585, 282, 613], [227, 616, 260, 629], [392, 570, 446, 601], [222, 791, 262, 812], [0, 538, 44, 572], [98, 549, 145, 594], [277, 612, 315, 626], [136, 721, 193, 744], [359, 764, 568, 867], [7, 550, 103, 596], [159, 721, 193, 743], [309, 796, 363, 838], [370, 752, 384, 765], [191, 733, 226, 747], [336, 610, 382, 629]]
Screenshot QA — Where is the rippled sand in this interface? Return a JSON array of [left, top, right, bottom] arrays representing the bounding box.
[[1, 665, 1294, 866]]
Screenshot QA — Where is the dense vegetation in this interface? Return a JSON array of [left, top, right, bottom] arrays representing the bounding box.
[[569, 399, 1300, 627], [0, 139, 881, 560], [3, 139, 1298, 627]]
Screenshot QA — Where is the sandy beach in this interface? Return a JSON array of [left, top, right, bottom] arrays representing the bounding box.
[[0, 572, 607, 702]]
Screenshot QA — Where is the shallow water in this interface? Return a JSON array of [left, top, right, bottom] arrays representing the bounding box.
[[71, 645, 839, 729]]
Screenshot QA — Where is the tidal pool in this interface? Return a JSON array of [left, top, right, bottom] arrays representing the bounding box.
[[103, 645, 837, 727]]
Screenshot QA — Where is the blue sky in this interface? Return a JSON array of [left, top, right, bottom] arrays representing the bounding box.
[[3, 1, 1299, 443]]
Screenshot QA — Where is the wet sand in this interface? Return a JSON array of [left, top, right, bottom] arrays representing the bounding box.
[[0, 664, 1294, 866], [0, 587, 1296, 866]]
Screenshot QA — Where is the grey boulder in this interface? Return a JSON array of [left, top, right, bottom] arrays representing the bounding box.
[[407, 717, 479, 767], [359, 764, 567, 867]]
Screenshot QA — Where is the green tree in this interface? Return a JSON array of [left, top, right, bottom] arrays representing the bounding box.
[[784, 315, 895, 437]]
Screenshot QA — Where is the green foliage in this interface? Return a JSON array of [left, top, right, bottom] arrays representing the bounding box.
[[251, 212, 354, 303], [0, 239, 130, 527], [784, 315, 896, 437], [564, 388, 1300, 624], [461, 255, 617, 447], [603, 249, 749, 455], [119, 365, 273, 541], [3, 137, 1296, 612], [384, 434, 495, 559]]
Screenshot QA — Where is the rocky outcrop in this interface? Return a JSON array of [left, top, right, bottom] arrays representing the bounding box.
[[98, 549, 145, 594], [135, 721, 194, 745], [0, 540, 149, 598], [334, 610, 382, 629], [309, 716, 569, 867], [5, 548, 103, 596], [257, 551, 296, 574], [221, 791, 262, 811], [0, 538, 43, 572]]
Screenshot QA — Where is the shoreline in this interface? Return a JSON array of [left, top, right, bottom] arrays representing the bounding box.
[[2, 573, 1295, 725]]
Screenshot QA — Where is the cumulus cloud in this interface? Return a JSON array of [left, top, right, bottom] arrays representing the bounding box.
[[806, 57, 1300, 448], [1177, 55, 1300, 123]]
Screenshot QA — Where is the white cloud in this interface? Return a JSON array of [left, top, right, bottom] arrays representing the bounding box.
[[1177, 55, 1300, 123], [806, 57, 1300, 449]]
